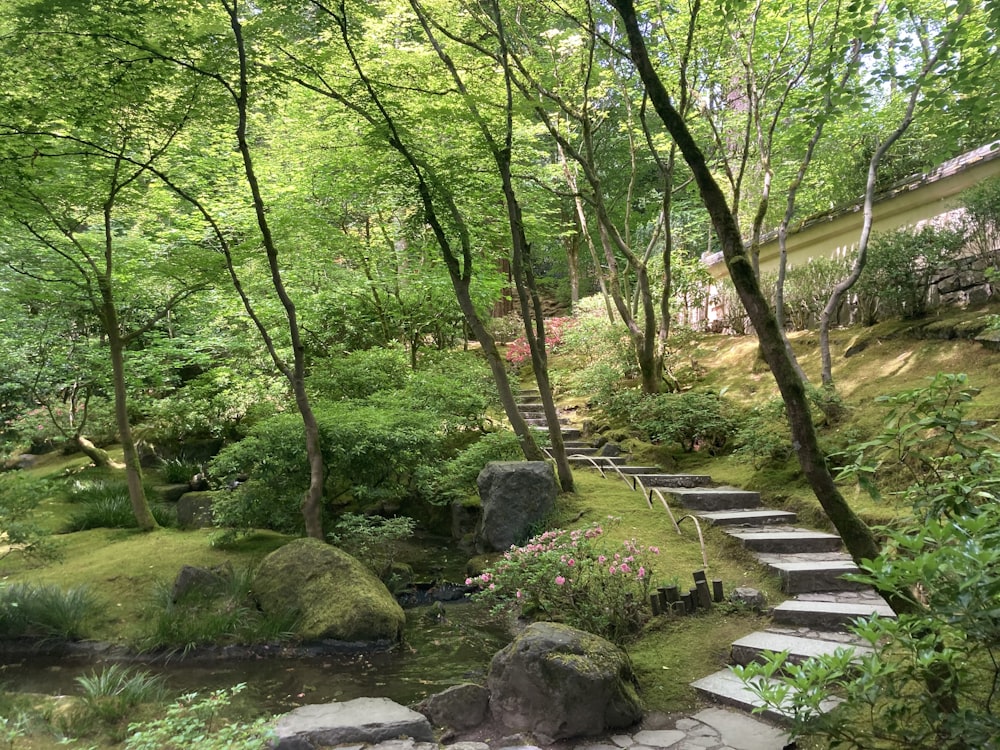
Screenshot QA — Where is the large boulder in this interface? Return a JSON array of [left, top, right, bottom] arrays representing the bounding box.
[[475, 462, 556, 553], [414, 682, 489, 731], [253, 538, 405, 643], [487, 622, 643, 741], [176, 491, 218, 528], [272, 697, 433, 750]]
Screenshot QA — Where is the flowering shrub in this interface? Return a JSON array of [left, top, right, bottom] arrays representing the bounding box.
[[505, 317, 576, 366], [468, 521, 660, 643]]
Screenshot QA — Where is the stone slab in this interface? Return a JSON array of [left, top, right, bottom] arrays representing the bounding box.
[[772, 599, 896, 629], [697, 509, 797, 526], [663, 488, 761, 511], [690, 707, 790, 750], [272, 697, 432, 750], [690, 669, 840, 724], [726, 529, 842, 554], [730, 630, 872, 667], [631, 730, 686, 747], [766, 560, 866, 594], [631, 474, 713, 490]]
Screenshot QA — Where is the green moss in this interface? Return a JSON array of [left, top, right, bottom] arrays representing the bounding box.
[[253, 538, 405, 642]]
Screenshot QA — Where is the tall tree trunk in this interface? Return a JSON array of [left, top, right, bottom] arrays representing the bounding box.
[[609, 0, 927, 617], [228, 3, 325, 538], [105, 307, 158, 531]]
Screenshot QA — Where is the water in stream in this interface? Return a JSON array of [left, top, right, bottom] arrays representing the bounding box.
[[2, 601, 509, 714]]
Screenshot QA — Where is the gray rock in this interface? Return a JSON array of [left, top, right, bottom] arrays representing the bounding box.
[[475, 462, 556, 553], [487, 622, 643, 740], [253, 538, 405, 643], [729, 587, 767, 611], [415, 683, 489, 730], [170, 562, 233, 602], [176, 490, 218, 528], [271, 697, 433, 750]]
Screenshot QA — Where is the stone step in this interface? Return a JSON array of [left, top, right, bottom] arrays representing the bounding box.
[[632, 473, 713, 490], [698, 509, 799, 526], [691, 669, 840, 724], [662, 487, 761, 512], [561, 427, 582, 440], [726, 529, 842, 554], [563, 440, 592, 449], [766, 559, 866, 594], [562, 446, 600, 456], [772, 599, 896, 630], [731, 630, 872, 668]]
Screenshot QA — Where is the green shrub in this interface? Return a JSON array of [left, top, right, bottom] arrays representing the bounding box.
[[855, 225, 962, 321], [631, 390, 742, 453], [0, 473, 54, 561], [417, 429, 525, 506], [328, 513, 416, 580], [712, 279, 752, 335], [209, 402, 445, 536], [307, 348, 410, 402], [125, 685, 274, 750], [733, 398, 793, 469], [960, 174, 1000, 283], [0, 583, 97, 639], [782, 256, 853, 330], [470, 522, 661, 644]]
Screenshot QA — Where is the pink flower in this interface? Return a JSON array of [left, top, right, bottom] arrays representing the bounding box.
[[555, 575, 566, 586], [516, 590, 522, 599], [598, 555, 607, 564], [649, 546, 660, 554], [637, 567, 646, 579], [609, 565, 617, 575], [620, 563, 631, 573], [567, 558, 575, 567], [489, 583, 496, 590], [465, 577, 473, 585]]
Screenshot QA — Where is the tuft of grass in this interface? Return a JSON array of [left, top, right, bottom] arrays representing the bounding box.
[[64, 480, 176, 531], [75, 665, 168, 727], [139, 566, 298, 655], [0, 583, 97, 639]]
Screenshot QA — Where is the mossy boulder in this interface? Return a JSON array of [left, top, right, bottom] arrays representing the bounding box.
[[253, 538, 405, 643], [487, 621, 643, 740]]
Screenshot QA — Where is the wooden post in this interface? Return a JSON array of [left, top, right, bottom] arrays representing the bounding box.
[[696, 579, 713, 609], [664, 585, 679, 603], [650, 594, 661, 616], [680, 591, 694, 613], [712, 579, 725, 603]]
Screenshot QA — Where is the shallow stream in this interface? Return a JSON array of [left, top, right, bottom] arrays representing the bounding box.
[[2, 601, 509, 713]]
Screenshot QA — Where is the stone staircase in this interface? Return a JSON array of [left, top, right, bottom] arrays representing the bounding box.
[[511, 386, 896, 723]]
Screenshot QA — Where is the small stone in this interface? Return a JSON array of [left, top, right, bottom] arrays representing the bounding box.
[[611, 735, 635, 747], [443, 743, 490, 750]]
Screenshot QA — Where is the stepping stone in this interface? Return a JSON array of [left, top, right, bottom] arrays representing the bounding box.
[[767, 559, 867, 594], [698, 509, 798, 526], [690, 669, 840, 724], [562, 445, 600, 456], [731, 630, 872, 667], [561, 427, 582, 440], [631, 473, 713, 490], [772, 599, 896, 630], [662, 487, 761, 511], [690, 707, 791, 750], [726, 528, 842, 554]]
